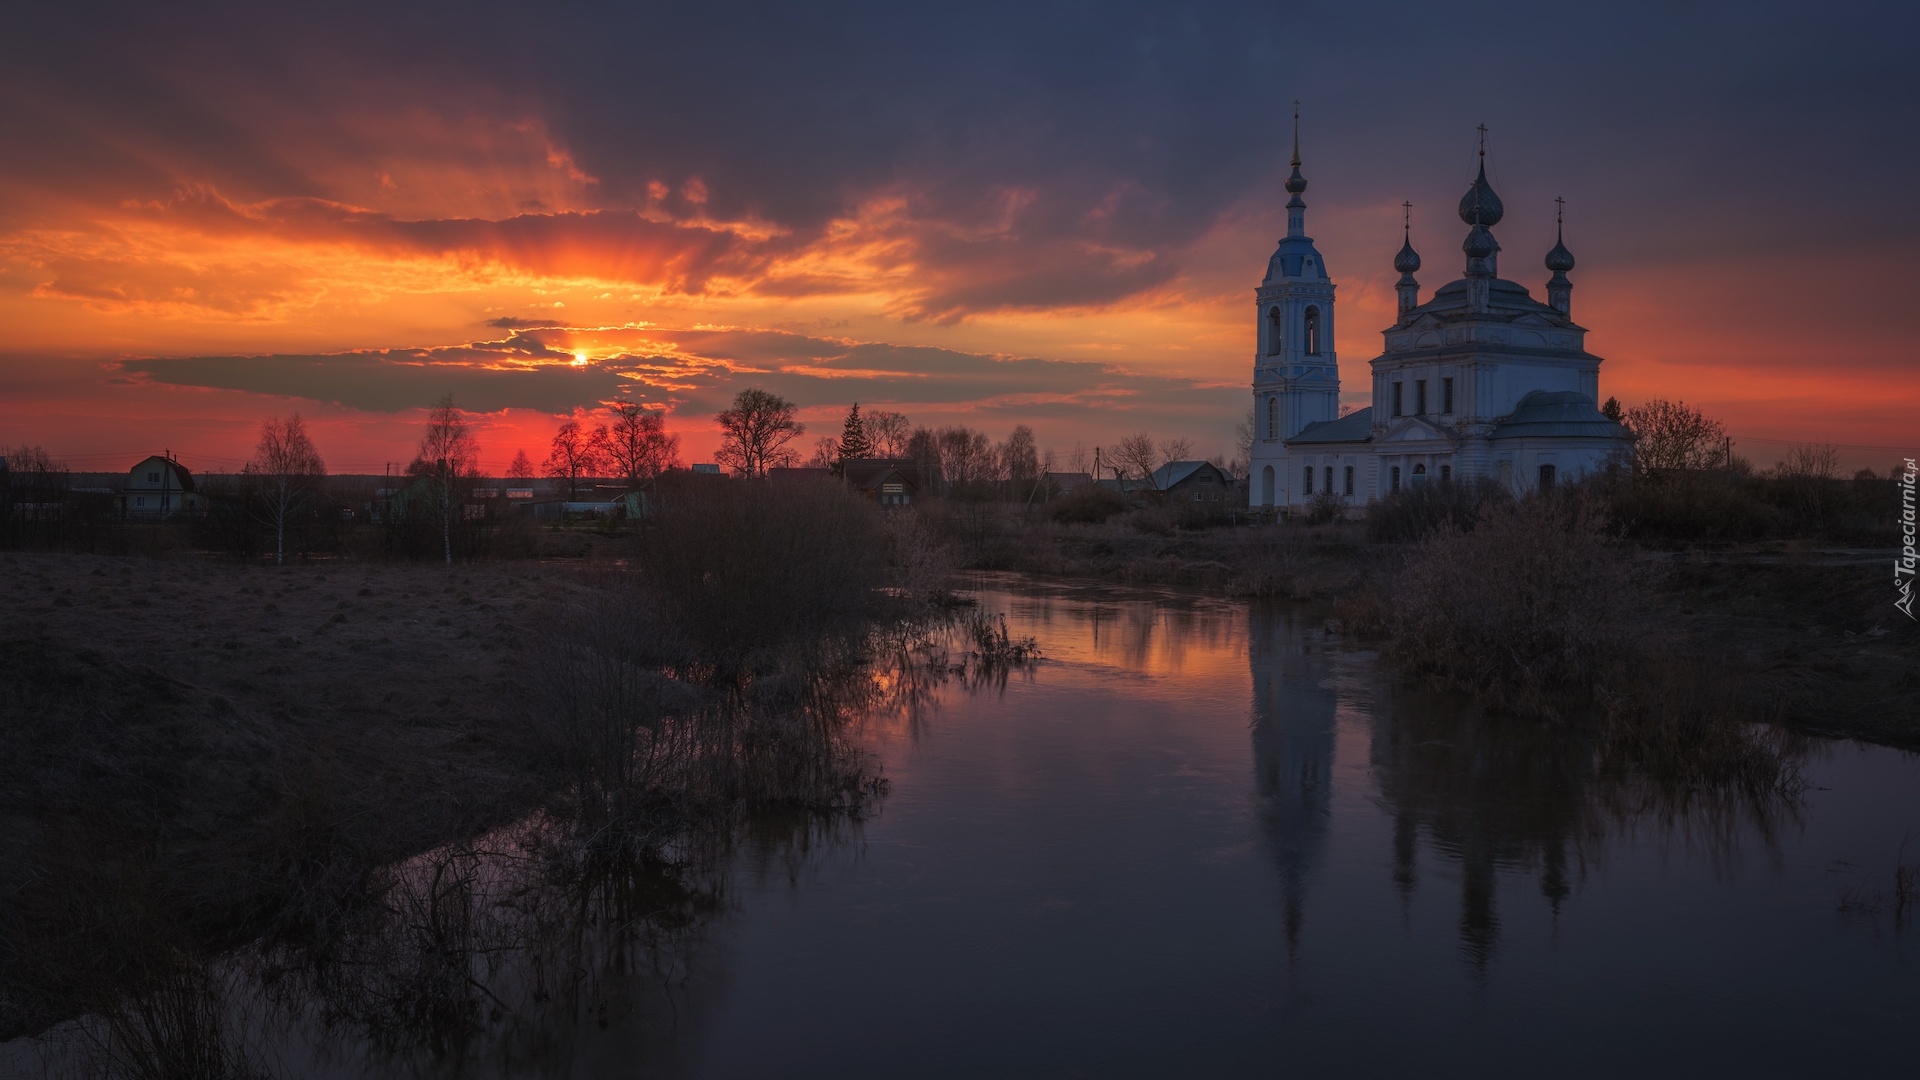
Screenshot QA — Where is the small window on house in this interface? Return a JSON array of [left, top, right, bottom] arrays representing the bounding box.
[[134, 496, 145, 507], [147, 471, 160, 483], [1267, 396, 1279, 438], [1440, 464, 1452, 483], [1390, 466, 1401, 491], [1539, 463, 1557, 488], [1304, 307, 1322, 355], [1267, 307, 1283, 355], [1415, 380, 1427, 416], [1303, 466, 1313, 494], [1324, 466, 1333, 493], [1442, 377, 1455, 414], [1343, 465, 1354, 495]]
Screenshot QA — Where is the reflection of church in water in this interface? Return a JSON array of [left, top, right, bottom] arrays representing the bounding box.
[[1249, 605, 1591, 970]]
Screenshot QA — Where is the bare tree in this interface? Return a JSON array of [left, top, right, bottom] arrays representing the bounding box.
[[1779, 442, 1840, 482], [409, 395, 481, 565], [1000, 424, 1039, 499], [506, 449, 536, 481], [1622, 399, 1727, 475], [544, 419, 607, 499], [714, 388, 804, 477], [601, 402, 681, 485], [805, 436, 840, 469], [1112, 432, 1161, 488], [936, 425, 997, 493], [246, 413, 326, 565], [866, 409, 911, 458]]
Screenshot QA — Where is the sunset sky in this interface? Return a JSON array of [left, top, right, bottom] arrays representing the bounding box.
[[1, 1, 1913, 475]]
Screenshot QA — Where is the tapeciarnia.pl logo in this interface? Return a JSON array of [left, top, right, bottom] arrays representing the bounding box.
[[1898, 457, 1917, 620]]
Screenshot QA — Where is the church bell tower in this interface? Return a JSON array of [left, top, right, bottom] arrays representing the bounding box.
[[1249, 106, 1339, 505]]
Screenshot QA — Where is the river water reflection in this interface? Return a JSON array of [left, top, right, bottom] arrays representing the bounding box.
[[17, 575, 1915, 1078], [668, 575, 1919, 1078]]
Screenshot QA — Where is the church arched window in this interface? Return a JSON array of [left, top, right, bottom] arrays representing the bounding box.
[[1304, 307, 1322, 355], [1266, 396, 1279, 438], [1266, 307, 1282, 355]]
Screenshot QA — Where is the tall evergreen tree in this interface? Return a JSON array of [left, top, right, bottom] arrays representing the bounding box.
[[836, 402, 872, 466]]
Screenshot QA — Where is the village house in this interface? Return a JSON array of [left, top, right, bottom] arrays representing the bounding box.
[[842, 458, 926, 507], [1045, 471, 1094, 495], [120, 454, 205, 518], [1150, 461, 1235, 505]]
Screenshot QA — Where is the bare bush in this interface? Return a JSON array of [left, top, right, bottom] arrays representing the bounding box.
[[636, 477, 886, 678], [1387, 493, 1638, 717], [1623, 399, 1727, 475], [1367, 478, 1509, 543], [1049, 484, 1129, 525]]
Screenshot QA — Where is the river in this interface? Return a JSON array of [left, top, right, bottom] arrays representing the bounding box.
[[611, 574, 1920, 1077]]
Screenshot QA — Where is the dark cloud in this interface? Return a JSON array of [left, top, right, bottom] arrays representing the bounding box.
[[120, 349, 626, 415], [9, 2, 1911, 320], [114, 326, 1242, 442]]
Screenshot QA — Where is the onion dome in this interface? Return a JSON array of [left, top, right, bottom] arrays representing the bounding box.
[[1463, 223, 1499, 260], [1457, 160, 1504, 227], [1285, 163, 1307, 196], [1545, 219, 1575, 273], [1394, 233, 1422, 274]]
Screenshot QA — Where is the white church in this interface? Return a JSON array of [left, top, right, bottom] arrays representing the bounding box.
[[1248, 129, 1630, 510]]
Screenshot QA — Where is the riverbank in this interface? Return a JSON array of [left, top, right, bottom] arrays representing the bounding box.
[[939, 506, 1919, 749]]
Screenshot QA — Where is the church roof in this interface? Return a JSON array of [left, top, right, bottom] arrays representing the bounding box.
[[1488, 391, 1630, 440], [1286, 407, 1374, 445], [1411, 277, 1563, 321], [1264, 235, 1330, 284]]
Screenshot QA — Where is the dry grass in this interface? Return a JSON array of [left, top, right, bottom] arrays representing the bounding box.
[[0, 553, 593, 1044]]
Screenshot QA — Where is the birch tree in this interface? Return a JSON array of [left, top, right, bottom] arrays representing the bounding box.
[[410, 395, 480, 565], [247, 414, 326, 565]]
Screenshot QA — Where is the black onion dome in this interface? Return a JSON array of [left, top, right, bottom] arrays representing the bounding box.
[[1457, 161, 1504, 227], [1545, 234, 1575, 273], [1394, 235, 1422, 274], [1285, 163, 1307, 195], [1463, 224, 1499, 259]]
